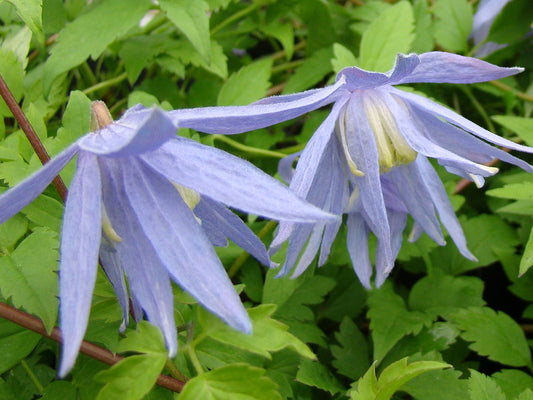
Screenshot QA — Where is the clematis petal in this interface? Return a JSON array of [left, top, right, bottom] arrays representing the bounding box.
[[99, 159, 178, 355], [99, 237, 130, 332], [396, 51, 523, 84], [346, 212, 372, 289], [338, 53, 420, 90], [195, 196, 272, 267], [58, 152, 102, 377], [416, 156, 477, 261], [276, 223, 315, 277], [78, 108, 177, 157], [391, 87, 533, 154], [386, 163, 445, 245], [167, 79, 347, 134], [278, 152, 301, 184], [0, 143, 79, 225], [344, 95, 394, 271], [291, 224, 325, 278], [375, 209, 406, 287], [121, 159, 252, 334], [142, 138, 336, 223]]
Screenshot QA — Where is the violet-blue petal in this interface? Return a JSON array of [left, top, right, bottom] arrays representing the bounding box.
[[122, 159, 252, 334], [142, 138, 335, 223], [396, 52, 523, 84], [78, 108, 177, 157], [375, 210, 406, 287], [278, 151, 301, 184], [346, 212, 372, 289], [99, 237, 130, 332], [100, 159, 178, 355], [386, 163, 445, 245], [195, 196, 272, 267], [276, 223, 315, 277], [416, 156, 477, 261], [58, 152, 102, 377], [391, 87, 533, 154], [0, 143, 79, 225], [338, 53, 420, 90], [345, 95, 394, 270], [291, 224, 325, 278], [166, 79, 346, 135]]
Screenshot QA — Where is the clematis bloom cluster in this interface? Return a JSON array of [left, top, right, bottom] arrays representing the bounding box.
[[0, 102, 335, 376]]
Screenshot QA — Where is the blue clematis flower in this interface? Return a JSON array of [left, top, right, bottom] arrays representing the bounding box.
[[0, 102, 335, 376], [169, 52, 530, 288]]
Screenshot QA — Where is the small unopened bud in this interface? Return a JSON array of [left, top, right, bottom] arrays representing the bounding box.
[[90, 101, 113, 131]]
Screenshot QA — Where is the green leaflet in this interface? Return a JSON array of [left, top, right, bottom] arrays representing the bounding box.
[[433, 0, 472, 52]]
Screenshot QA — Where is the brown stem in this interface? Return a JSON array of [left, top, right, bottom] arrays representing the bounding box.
[[0, 302, 185, 392], [0, 73, 68, 202]]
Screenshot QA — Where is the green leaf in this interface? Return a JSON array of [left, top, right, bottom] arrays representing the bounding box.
[[468, 370, 506, 400], [3, 25, 32, 69], [433, 0, 472, 52], [199, 304, 315, 360], [493, 369, 533, 400], [487, 182, 533, 201], [119, 35, 172, 84], [331, 317, 370, 380], [168, 39, 227, 79], [217, 58, 272, 106], [519, 225, 533, 276], [262, 20, 294, 60], [409, 273, 485, 318], [367, 283, 432, 362], [22, 195, 64, 233], [519, 390, 533, 400], [6, 0, 44, 43], [487, 0, 532, 45], [117, 321, 167, 354], [492, 115, 533, 147], [0, 48, 24, 116], [283, 47, 333, 94], [350, 358, 450, 400], [159, 0, 211, 63], [0, 228, 59, 331], [41, 381, 78, 400], [449, 307, 532, 367], [402, 368, 469, 400], [331, 43, 357, 74], [359, 1, 414, 72], [43, 0, 152, 93], [0, 214, 28, 252], [296, 359, 344, 395], [411, 0, 433, 53], [0, 318, 41, 374], [179, 364, 282, 400]]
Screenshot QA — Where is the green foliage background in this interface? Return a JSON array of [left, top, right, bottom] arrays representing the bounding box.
[[0, 0, 532, 399]]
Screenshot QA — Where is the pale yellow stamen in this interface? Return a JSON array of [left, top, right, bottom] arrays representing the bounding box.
[[102, 205, 122, 242], [172, 182, 201, 210]]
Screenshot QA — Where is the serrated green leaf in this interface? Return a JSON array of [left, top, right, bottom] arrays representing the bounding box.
[[179, 364, 282, 400], [0, 318, 41, 374], [433, 0, 472, 52], [159, 0, 211, 63], [449, 307, 532, 367], [409, 273, 485, 318], [265, 350, 300, 399], [3, 26, 32, 69], [6, 0, 44, 43], [168, 39, 227, 79], [283, 47, 333, 94], [217, 58, 272, 106], [117, 321, 167, 355], [331, 43, 357, 74], [119, 35, 171, 84], [331, 317, 370, 380], [296, 359, 344, 395], [468, 370, 506, 400], [41, 381, 78, 400], [359, 1, 414, 72], [368, 283, 433, 362], [262, 20, 294, 60], [411, 0, 433, 53], [94, 353, 166, 400], [402, 368, 469, 400], [43, 0, 152, 93], [487, 182, 533, 200], [22, 194, 63, 233], [492, 115, 533, 147], [199, 304, 315, 360], [493, 369, 533, 400], [0, 228, 59, 331], [0, 214, 27, 251], [0, 48, 24, 116]]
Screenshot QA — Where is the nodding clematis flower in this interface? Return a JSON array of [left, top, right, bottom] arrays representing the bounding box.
[[0, 102, 336, 376], [168, 52, 530, 288], [471, 0, 513, 57]]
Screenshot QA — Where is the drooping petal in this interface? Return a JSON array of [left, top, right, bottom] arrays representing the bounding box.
[[291, 224, 325, 278], [121, 159, 252, 334], [346, 212, 372, 289], [471, 0, 512, 44], [58, 152, 102, 377], [338, 53, 420, 90], [375, 209, 407, 287], [0, 143, 79, 225], [391, 87, 533, 154], [415, 156, 477, 261], [194, 196, 272, 267], [275, 223, 315, 277], [99, 236, 130, 332], [142, 138, 336, 223], [78, 108, 177, 157], [395, 51, 522, 84], [386, 163, 445, 245], [99, 159, 178, 355], [344, 95, 394, 271], [166, 79, 347, 134], [278, 151, 301, 184]]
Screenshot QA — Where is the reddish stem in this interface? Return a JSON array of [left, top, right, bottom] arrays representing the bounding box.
[[0, 302, 185, 392], [0, 74, 68, 202]]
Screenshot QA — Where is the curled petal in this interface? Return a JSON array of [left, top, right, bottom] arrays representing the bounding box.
[[346, 213, 372, 289], [58, 153, 102, 377]]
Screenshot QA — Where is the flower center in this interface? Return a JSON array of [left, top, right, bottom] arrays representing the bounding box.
[[363, 92, 417, 172]]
